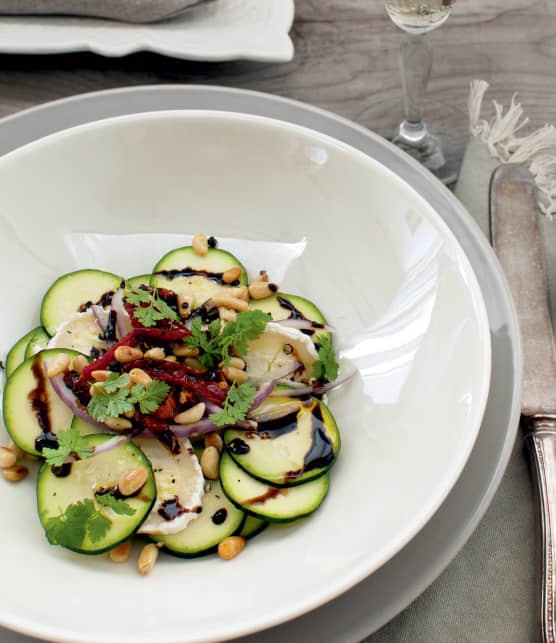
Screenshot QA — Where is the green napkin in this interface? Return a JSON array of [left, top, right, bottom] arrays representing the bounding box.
[[367, 80, 556, 643]]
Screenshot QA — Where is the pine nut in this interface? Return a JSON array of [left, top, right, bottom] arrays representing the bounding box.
[[228, 286, 249, 301], [222, 267, 242, 284], [118, 467, 148, 497], [212, 295, 249, 312], [222, 365, 249, 384], [123, 408, 136, 419], [192, 233, 209, 257], [109, 540, 132, 564], [177, 292, 195, 319], [7, 440, 23, 461], [165, 355, 178, 363], [104, 416, 133, 431], [46, 353, 70, 378], [0, 446, 17, 469], [204, 432, 224, 454], [179, 389, 193, 405], [248, 282, 278, 300], [218, 536, 246, 560], [185, 357, 206, 371], [114, 345, 143, 363], [174, 402, 206, 425], [201, 446, 220, 479], [2, 465, 28, 482], [218, 356, 245, 370], [91, 369, 112, 382], [137, 543, 159, 575], [144, 347, 165, 361], [256, 270, 269, 283], [72, 355, 89, 375], [172, 344, 199, 357], [129, 368, 152, 386], [219, 307, 237, 323], [22, 453, 40, 462]]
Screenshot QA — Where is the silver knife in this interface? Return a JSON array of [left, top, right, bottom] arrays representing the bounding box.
[[491, 164, 556, 643]]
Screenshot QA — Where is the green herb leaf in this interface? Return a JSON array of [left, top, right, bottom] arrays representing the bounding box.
[[313, 334, 339, 381], [87, 510, 112, 543], [43, 498, 112, 549], [209, 381, 257, 427], [87, 386, 135, 422], [95, 492, 136, 516], [125, 288, 180, 328], [129, 380, 171, 414], [42, 425, 94, 467], [102, 372, 131, 393], [219, 310, 269, 356]]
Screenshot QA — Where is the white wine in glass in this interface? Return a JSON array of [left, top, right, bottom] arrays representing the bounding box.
[[386, 0, 457, 183]]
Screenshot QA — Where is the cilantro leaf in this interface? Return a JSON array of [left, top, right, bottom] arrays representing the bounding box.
[[44, 498, 112, 549], [87, 386, 135, 422], [95, 492, 136, 516], [313, 334, 339, 381], [125, 288, 180, 328], [103, 372, 131, 393], [129, 380, 171, 414], [219, 310, 269, 356], [209, 381, 257, 427], [42, 425, 94, 467], [87, 511, 112, 543]]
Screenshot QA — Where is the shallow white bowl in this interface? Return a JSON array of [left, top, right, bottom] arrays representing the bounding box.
[[0, 112, 490, 643]]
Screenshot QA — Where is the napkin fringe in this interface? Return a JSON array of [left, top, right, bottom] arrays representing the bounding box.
[[469, 80, 556, 220]]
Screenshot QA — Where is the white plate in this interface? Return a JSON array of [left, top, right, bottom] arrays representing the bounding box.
[[0, 0, 294, 62], [0, 111, 490, 643]]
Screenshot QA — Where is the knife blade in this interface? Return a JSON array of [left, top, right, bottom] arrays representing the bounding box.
[[490, 164, 556, 643]]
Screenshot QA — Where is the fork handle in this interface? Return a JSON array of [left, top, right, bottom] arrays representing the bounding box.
[[526, 416, 556, 643]]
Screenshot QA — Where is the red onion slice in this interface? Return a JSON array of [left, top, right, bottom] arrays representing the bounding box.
[[249, 379, 278, 412], [62, 435, 130, 464], [269, 368, 357, 397], [91, 305, 109, 334], [111, 288, 132, 340]]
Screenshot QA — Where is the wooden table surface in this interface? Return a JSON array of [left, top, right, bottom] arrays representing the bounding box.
[[0, 0, 553, 177]]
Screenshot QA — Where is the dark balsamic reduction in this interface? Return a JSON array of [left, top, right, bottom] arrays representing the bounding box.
[[277, 296, 325, 330], [96, 486, 126, 501], [245, 486, 288, 506], [104, 310, 118, 343], [158, 496, 201, 521], [286, 404, 334, 481], [78, 290, 115, 312], [157, 428, 182, 455], [227, 438, 250, 455], [257, 411, 299, 439], [52, 462, 72, 478], [211, 508, 228, 525], [154, 267, 225, 284], [29, 358, 58, 452]]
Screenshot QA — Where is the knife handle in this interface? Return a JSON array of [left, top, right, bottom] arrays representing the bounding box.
[[526, 416, 556, 643]]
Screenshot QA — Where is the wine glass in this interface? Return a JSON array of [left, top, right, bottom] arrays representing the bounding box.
[[385, 0, 457, 184]]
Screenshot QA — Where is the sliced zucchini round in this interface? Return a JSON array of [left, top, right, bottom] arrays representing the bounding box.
[[224, 397, 340, 486], [151, 246, 247, 306], [2, 349, 81, 455], [220, 452, 330, 523], [5, 328, 38, 377], [71, 415, 99, 437], [24, 327, 51, 359], [40, 269, 123, 336], [126, 274, 152, 290], [153, 479, 244, 558], [238, 515, 268, 540], [37, 434, 156, 555]]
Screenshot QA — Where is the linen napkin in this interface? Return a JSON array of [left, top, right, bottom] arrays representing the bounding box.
[[0, 0, 208, 23], [366, 80, 556, 643]]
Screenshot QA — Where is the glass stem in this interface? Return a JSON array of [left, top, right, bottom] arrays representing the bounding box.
[[398, 32, 432, 146]]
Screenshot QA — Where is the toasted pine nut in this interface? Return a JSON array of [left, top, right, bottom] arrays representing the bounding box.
[[222, 365, 249, 384], [256, 270, 269, 283], [91, 369, 112, 382], [165, 355, 178, 363], [71, 355, 89, 375], [218, 536, 246, 560], [222, 266, 242, 284], [204, 432, 224, 454], [248, 281, 278, 300], [229, 357, 246, 370], [2, 465, 28, 482], [228, 286, 249, 302], [129, 368, 152, 386], [219, 307, 237, 323], [46, 354, 70, 378], [192, 233, 209, 257], [109, 540, 132, 564], [201, 446, 220, 480], [174, 402, 206, 425], [22, 453, 40, 462], [144, 347, 165, 361], [177, 292, 195, 319], [0, 446, 17, 469], [172, 344, 199, 358], [179, 389, 193, 405], [104, 416, 133, 431], [138, 543, 159, 576], [185, 357, 206, 371], [123, 408, 136, 419], [114, 345, 143, 363], [119, 467, 148, 497], [212, 295, 249, 312], [7, 440, 23, 461]]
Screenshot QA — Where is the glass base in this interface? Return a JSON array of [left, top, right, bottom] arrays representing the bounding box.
[[392, 121, 458, 186]]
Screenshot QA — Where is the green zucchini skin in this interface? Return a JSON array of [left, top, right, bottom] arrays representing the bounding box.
[[24, 327, 50, 359], [70, 415, 99, 437], [220, 453, 330, 523], [3, 349, 82, 456], [153, 479, 244, 558], [238, 515, 269, 540], [37, 435, 156, 555], [40, 269, 123, 336], [224, 397, 340, 487], [5, 328, 38, 377], [126, 274, 152, 290]]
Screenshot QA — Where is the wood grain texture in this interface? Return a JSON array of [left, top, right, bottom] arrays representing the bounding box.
[[0, 0, 553, 171]]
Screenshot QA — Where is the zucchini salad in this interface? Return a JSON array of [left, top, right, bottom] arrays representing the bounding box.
[[0, 234, 353, 573]]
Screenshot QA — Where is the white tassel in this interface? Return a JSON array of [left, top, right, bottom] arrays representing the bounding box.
[[468, 80, 556, 219]]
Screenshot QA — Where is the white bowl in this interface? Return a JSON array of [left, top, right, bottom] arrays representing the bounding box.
[[0, 112, 491, 643]]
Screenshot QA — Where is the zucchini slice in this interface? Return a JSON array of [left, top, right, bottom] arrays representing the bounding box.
[[37, 434, 156, 555], [71, 415, 99, 437], [24, 327, 51, 359], [40, 269, 123, 336], [5, 328, 38, 377], [224, 397, 340, 486], [238, 515, 268, 540], [220, 453, 330, 523], [151, 246, 247, 306], [153, 479, 244, 558], [126, 274, 152, 290], [2, 349, 81, 455]]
